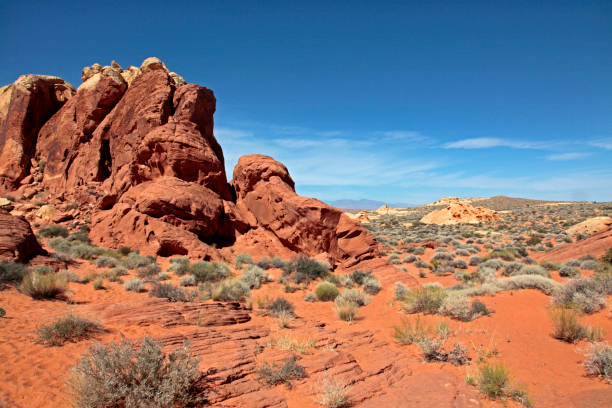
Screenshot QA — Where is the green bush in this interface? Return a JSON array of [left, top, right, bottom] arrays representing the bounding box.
[[266, 297, 295, 316], [39, 225, 68, 238], [179, 275, 196, 287], [20, 271, 67, 299], [255, 355, 306, 389], [68, 338, 201, 407], [362, 277, 381, 294], [124, 252, 155, 269], [240, 264, 270, 288], [282, 255, 329, 282], [234, 253, 253, 269], [190, 261, 230, 282], [211, 279, 249, 301], [149, 283, 195, 302], [350, 269, 372, 285], [0, 261, 26, 284], [403, 284, 447, 314], [478, 362, 509, 399], [559, 265, 580, 277], [94, 256, 117, 268], [37, 315, 100, 346], [336, 289, 369, 307], [316, 282, 339, 301]]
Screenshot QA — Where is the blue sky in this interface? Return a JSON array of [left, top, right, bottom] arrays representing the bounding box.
[[1, 0, 611, 204]]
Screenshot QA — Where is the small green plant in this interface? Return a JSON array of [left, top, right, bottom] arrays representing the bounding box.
[[392, 316, 430, 345], [266, 297, 295, 316], [403, 284, 447, 314], [149, 283, 195, 302], [478, 362, 509, 399], [0, 261, 27, 284], [39, 225, 68, 238], [234, 253, 253, 269], [316, 281, 339, 301], [255, 355, 307, 388], [0, 307, 5, 317], [37, 315, 100, 346]]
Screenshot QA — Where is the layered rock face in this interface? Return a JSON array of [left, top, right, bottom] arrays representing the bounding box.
[[420, 202, 501, 225], [0, 58, 377, 268]]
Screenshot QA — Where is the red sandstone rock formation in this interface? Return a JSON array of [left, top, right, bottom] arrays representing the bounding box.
[[0, 209, 44, 262], [540, 226, 612, 263], [0, 58, 377, 268], [0, 75, 75, 189]]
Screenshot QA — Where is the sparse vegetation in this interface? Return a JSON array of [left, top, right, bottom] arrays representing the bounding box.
[[583, 342, 612, 382], [39, 225, 68, 238], [124, 278, 144, 292], [317, 376, 350, 408], [255, 355, 306, 389], [37, 315, 100, 346], [20, 271, 66, 299], [68, 338, 201, 407]]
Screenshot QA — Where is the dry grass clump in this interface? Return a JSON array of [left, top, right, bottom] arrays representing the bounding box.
[[334, 299, 358, 322], [317, 376, 350, 408], [20, 270, 67, 299], [124, 278, 144, 292], [402, 283, 447, 314], [549, 307, 604, 343], [583, 342, 612, 382], [255, 355, 306, 389], [68, 338, 201, 408], [37, 315, 100, 346], [470, 362, 532, 407], [392, 316, 430, 345], [553, 278, 606, 314]]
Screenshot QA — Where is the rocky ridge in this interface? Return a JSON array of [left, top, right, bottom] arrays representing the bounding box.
[[0, 57, 376, 268]]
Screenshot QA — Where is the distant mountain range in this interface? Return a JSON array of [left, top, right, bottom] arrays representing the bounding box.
[[326, 199, 415, 210]]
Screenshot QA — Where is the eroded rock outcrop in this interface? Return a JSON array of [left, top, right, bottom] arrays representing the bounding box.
[[0, 75, 75, 188], [0, 58, 377, 267], [0, 209, 44, 262], [420, 202, 501, 225]]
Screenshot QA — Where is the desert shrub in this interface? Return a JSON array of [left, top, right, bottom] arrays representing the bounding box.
[[118, 246, 131, 256], [583, 342, 612, 382], [350, 269, 373, 285], [282, 255, 329, 282], [190, 261, 231, 282], [168, 257, 190, 276], [339, 275, 355, 288], [432, 252, 454, 261], [0, 261, 26, 284], [502, 261, 523, 276], [550, 307, 587, 343], [470, 299, 490, 317], [37, 315, 100, 346], [553, 278, 606, 313], [430, 260, 454, 276], [403, 254, 417, 263], [234, 253, 253, 269], [417, 337, 446, 362], [469, 256, 483, 266], [601, 247, 612, 264], [136, 263, 161, 278], [266, 297, 295, 316], [0, 307, 5, 317], [318, 376, 350, 408], [149, 283, 195, 302], [334, 299, 358, 321], [393, 316, 429, 345], [488, 248, 516, 261], [39, 225, 68, 238], [270, 257, 288, 269], [70, 243, 105, 260], [20, 271, 66, 299], [439, 295, 472, 321], [480, 259, 504, 270], [453, 259, 468, 269], [124, 278, 144, 292], [94, 256, 117, 268], [513, 265, 550, 278], [540, 260, 560, 271], [179, 275, 196, 287], [124, 252, 155, 269], [455, 249, 470, 256], [316, 282, 339, 301], [156, 272, 170, 281], [304, 293, 317, 302], [336, 288, 369, 307], [403, 284, 447, 314], [58, 270, 83, 283], [68, 231, 90, 243], [31, 265, 53, 275], [496, 275, 561, 295], [255, 355, 306, 389], [362, 277, 381, 294], [68, 338, 200, 408], [92, 278, 104, 290], [564, 259, 581, 267], [559, 264, 580, 277], [211, 279, 249, 301], [240, 264, 271, 288], [580, 259, 599, 270], [478, 362, 509, 399], [393, 281, 409, 300], [415, 259, 429, 268]]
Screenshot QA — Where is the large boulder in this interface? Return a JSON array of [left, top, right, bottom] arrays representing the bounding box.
[[0, 209, 44, 262], [420, 202, 501, 225], [0, 75, 74, 189], [232, 154, 377, 267]]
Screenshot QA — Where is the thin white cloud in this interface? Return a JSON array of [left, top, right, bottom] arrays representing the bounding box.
[[215, 127, 253, 140], [316, 130, 343, 137], [546, 152, 590, 161], [443, 137, 545, 149], [589, 139, 612, 150], [379, 130, 425, 142]]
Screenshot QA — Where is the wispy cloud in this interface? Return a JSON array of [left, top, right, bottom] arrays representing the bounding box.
[[378, 130, 426, 142], [589, 139, 612, 150], [443, 137, 545, 149], [215, 127, 253, 140], [546, 152, 590, 161]]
